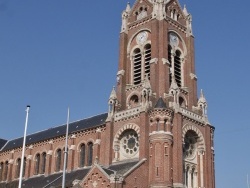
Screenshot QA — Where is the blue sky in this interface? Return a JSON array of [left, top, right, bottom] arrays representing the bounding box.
[[0, 0, 250, 187]]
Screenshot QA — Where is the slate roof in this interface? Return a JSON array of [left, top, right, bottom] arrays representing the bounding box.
[[0, 161, 141, 188], [109, 160, 139, 175], [154, 97, 167, 109], [0, 139, 7, 150], [1, 113, 108, 152], [0, 168, 90, 188]]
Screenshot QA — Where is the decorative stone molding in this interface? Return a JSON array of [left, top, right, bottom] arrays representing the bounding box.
[[114, 106, 141, 122], [173, 183, 185, 188], [9, 159, 14, 164], [182, 124, 205, 151], [28, 145, 33, 149], [69, 145, 76, 150], [94, 139, 101, 145], [150, 58, 158, 64], [190, 73, 197, 80], [47, 150, 53, 155], [71, 134, 76, 139], [27, 155, 32, 160], [180, 107, 205, 124], [96, 128, 102, 133], [10, 150, 14, 154], [72, 179, 81, 186], [162, 58, 170, 65], [48, 140, 53, 144], [110, 174, 124, 184], [117, 70, 125, 84], [114, 123, 140, 143]]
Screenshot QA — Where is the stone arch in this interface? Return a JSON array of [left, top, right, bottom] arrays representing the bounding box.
[[182, 124, 205, 151], [53, 146, 63, 156], [178, 93, 187, 108], [77, 141, 87, 152], [114, 123, 140, 143], [127, 28, 151, 54], [168, 30, 187, 56], [126, 91, 141, 109]]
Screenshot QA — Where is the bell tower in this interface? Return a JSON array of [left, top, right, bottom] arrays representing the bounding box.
[[106, 0, 215, 188]]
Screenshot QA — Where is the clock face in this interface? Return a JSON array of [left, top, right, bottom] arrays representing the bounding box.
[[169, 33, 179, 47], [136, 31, 148, 45]]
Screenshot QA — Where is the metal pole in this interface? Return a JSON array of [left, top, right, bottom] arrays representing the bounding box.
[[247, 174, 249, 188], [62, 108, 70, 188], [18, 105, 30, 188]]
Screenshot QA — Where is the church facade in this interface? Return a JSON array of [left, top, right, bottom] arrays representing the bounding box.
[[0, 0, 215, 187]]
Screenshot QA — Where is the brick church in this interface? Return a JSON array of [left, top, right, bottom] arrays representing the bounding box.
[[0, 0, 215, 187]]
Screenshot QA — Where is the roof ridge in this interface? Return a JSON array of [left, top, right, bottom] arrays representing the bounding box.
[[5, 112, 108, 142]]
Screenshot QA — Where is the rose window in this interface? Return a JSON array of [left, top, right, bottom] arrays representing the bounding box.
[[120, 130, 139, 158]]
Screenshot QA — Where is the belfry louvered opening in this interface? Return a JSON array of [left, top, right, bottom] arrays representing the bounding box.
[[133, 48, 142, 85], [168, 45, 172, 84], [174, 50, 182, 87], [144, 44, 151, 80]]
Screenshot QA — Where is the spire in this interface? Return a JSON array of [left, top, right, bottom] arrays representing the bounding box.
[[109, 86, 117, 101], [121, 2, 130, 33], [154, 97, 167, 109], [126, 2, 131, 12], [198, 89, 207, 104], [183, 4, 188, 16]]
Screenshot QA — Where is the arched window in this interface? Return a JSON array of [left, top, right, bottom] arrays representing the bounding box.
[[183, 130, 198, 188], [41, 152, 46, 174], [35, 153, 40, 175], [4, 161, 8, 181], [16, 158, 21, 178], [0, 162, 3, 181], [23, 157, 26, 177], [87, 142, 93, 166], [174, 50, 182, 87], [56, 149, 62, 172], [79, 144, 86, 168], [133, 48, 142, 85], [179, 96, 186, 108], [144, 44, 151, 80]]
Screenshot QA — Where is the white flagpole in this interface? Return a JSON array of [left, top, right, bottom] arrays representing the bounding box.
[[18, 105, 30, 188], [62, 108, 70, 188]]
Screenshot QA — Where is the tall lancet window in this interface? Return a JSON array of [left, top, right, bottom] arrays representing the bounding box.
[[79, 143, 86, 168], [4, 161, 8, 181], [35, 153, 40, 175], [0, 162, 3, 181], [56, 149, 62, 172], [133, 48, 142, 85], [41, 152, 46, 174], [23, 157, 26, 177], [174, 50, 182, 87], [87, 142, 93, 166], [144, 44, 151, 80], [16, 158, 21, 178]]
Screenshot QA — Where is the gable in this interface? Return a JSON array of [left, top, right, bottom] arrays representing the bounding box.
[[80, 165, 113, 188], [129, 0, 153, 23], [166, 0, 186, 24]]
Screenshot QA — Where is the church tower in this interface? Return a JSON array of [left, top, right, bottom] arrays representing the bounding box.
[[106, 0, 215, 187]]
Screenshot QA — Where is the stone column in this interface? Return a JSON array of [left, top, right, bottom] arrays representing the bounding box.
[[199, 150, 204, 188]]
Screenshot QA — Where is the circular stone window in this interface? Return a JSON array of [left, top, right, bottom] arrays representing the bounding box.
[[120, 130, 139, 158]]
